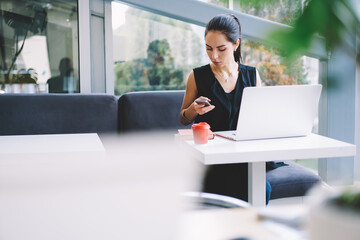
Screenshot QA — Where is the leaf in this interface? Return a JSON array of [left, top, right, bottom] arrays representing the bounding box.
[[267, 0, 360, 63]]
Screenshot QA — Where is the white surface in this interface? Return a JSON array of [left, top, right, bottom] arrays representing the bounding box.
[[178, 208, 278, 240], [178, 204, 310, 240], [182, 133, 356, 206], [217, 84, 322, 141], [185, 133, 356, 165], [0, 133, 105, 155], [0, 133, 201, 240], [308, 196, 360, 240]]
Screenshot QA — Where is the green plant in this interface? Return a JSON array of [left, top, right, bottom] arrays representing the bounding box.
[[267, 0, 360, 63], [334, 191, 360, 210]]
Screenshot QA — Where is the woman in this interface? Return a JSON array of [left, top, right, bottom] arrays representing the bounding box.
[[179, 14, 271, 203]]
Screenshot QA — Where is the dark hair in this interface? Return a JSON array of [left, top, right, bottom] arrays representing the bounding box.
[[205, 14, 242, 63]]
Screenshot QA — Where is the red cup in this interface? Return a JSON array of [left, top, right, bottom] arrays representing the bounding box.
[[192, 122, 210, 144]]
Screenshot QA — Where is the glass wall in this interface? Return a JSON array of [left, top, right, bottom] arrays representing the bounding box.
[[198, 0, 303, 25], [112, 2, 206, 95], [0, 0, 79, 94], [242, 39, 319, 86], [112, 1, 318, 94]]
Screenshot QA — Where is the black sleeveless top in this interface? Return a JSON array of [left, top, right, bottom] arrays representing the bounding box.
[[193, 63, 257, 131]]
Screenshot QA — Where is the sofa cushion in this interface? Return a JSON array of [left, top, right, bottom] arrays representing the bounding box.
[[0, 94, 118, 135], [266, 161, 321, 200], [118, 90, 188, 132]]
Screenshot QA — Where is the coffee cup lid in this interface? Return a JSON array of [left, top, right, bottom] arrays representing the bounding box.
[[192, 122, 210, 130]]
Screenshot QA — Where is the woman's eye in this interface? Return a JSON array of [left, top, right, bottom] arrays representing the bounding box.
[[206, 48, 212, 51], [219, 48, 226, 52]]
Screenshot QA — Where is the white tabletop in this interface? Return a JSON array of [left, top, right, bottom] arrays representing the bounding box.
[[183, 133, 356, 165], [179, 133, 356, 206], [0, 133, 105, 155]]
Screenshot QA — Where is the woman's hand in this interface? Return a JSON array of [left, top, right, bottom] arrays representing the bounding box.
[[193, 96, 215, 115], [180, 71, 215, 125]]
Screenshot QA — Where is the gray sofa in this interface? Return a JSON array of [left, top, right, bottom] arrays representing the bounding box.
[[0, 91, 320, 201], [0, 94, 118, 135]]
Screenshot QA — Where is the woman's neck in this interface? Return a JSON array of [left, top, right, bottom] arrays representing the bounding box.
[[211, 61, 239, 84], [212, 61, 238, 74]]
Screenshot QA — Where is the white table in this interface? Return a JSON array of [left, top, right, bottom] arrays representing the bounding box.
[[181, 133, 356, 206], [0, 133, 105, 155]]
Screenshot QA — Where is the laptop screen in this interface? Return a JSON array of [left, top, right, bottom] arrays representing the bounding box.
[[233, 84, 322, 140]]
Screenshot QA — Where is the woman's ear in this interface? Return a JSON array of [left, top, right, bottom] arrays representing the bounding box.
[[234, 39, 240, 51]]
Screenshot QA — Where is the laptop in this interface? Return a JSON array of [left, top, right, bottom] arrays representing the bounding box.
[[215, 84, 322, 141]]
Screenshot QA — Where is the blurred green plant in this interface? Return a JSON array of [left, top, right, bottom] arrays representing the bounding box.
[[267, 0, 360, 63], [334, 190, 360, 210]]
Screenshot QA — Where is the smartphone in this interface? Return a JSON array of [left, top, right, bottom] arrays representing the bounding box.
[[195, 99, 211, 106]]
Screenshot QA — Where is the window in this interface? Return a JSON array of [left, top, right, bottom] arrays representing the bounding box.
[[0, 0, 79, 94], [242, 39, 319, 86], [198, 0, 303, 25], [112, 2, 206, 95], [112, 2, 318, 93]]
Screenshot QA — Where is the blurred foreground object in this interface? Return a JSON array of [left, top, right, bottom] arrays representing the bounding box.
[[307, 185, 360, 240], [0, 132, 202, 240], [269, 0, 359, 63], [181, 191, 251, 209]]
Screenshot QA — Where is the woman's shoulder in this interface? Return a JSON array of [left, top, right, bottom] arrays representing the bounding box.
[[193, 64, 213, 90], [238, 63, 256, 72], [238, 63, 257, 87], [193, 64, 211, 73], [193, 64, 212, 81]]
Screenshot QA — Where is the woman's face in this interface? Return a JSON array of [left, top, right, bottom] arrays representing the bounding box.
[[205, 30, 238, 67]]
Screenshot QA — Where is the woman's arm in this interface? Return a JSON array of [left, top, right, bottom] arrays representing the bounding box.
[[179, 71, 215, 125]]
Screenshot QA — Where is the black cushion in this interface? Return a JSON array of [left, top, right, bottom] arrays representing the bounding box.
[[267, 161, 321, 200], [118, 90, 188, 132], [0, 94, 118, 135]]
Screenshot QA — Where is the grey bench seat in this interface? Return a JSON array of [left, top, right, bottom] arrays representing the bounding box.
[[267, 160, 321, 200], [0, 94, 118, 135]]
